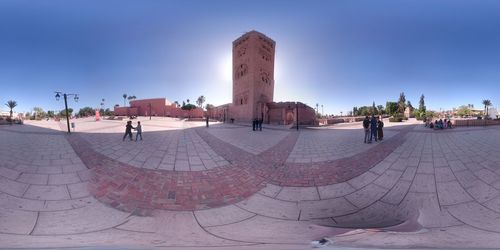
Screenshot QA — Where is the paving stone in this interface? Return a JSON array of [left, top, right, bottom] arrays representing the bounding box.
[[23, 185, 70, 200], [317, 182, 356, 199], [258, 184, 282, 198], [345, 183, 388, 208], [298, 197, 358, 220], [0, 176, 29, 197], [17, 173, 48, 185], [347, 171, 379, 189], [436, 181, 473, 205], [194, 205, 255, 227], [0, 167, 21, 180], [381, 180, 412, 205], [0, 192, 45, 211], [435, 167, 456, 183], [275, 186, 319, 201], [67, 182, 90, 199], [466, 181, 500, 203], [236, 194, 300, 220], [48, 173, 81, 185], [410, 174, 436, 193], [447, 201, 500, 232], [33, 202, 130, 235], [373, 170, 403, 189], [0, 207, 38, 234]]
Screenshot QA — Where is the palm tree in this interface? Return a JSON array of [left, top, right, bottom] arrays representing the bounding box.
[[174, 101, 179, 108], [483, 99, 492, 118], [122, 94, 127, 106], [5, 100, 17, 125], [187, 99, 190, 104], [196, 95, 206, 108]]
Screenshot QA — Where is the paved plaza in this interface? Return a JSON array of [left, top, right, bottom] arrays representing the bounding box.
[[2, 117, 500, 249]]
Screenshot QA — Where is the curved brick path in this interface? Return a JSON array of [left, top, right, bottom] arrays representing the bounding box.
[[66, 125, 412, 213]]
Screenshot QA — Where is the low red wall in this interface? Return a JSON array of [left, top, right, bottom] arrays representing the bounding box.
[[453, 119, 500, 127]]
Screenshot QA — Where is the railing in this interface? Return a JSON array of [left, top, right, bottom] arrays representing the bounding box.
[[452, 119, 500, 127]]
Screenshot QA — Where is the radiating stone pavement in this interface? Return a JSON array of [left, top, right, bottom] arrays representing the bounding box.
[[2, 117, 500, 249]]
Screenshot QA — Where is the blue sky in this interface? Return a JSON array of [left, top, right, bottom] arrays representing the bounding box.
[[1, 0, 499, 115]]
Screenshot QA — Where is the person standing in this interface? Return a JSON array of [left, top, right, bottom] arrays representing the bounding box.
[[122, 121, 135, 141], [377, 116, 384, 141], [363, 116, 370, 143], [259, 118, 263, 131], [369, 115, 378, 143], [135, 121, 142, 141]]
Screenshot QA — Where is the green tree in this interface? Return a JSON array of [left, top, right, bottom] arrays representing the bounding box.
[[59, 108, 73, 117], [33, 107, 46, 120], [78, 107, 96, 117], [127, 95, 137, 105], [456, 105, 472, 117], [47, 110, 55, 118], [5, 100, 17, 124], [205, 103, 215, 110], [418, 94, 426, 113], [482, 99, 492, 117], [122, 94, 127, 107], [371, 101, 378, 115], [397, 92, 406, 114], [377, 105, 385, 115], [386, 101, 398, 116]]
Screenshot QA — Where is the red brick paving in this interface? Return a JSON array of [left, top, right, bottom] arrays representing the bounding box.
[[66, 126, 412, 213]]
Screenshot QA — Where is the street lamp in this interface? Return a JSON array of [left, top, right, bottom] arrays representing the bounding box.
[[148, 103, 152, 120], [101, 98, 105, 114], [55, 92, 79, 133], [296, 102, 299, 131]]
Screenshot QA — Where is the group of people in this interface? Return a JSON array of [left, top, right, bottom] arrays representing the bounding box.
[[425, 118, 453, 129], [123, 120, 143, 141], [363, 115, 384, 143], [252, 118, 263, 131]]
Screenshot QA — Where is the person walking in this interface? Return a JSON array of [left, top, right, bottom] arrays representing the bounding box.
[[369, 115, 378, 143], [122, 121, 135, 141], [258, 118, 263, 131], [377, 116, 384, 141], [135, 121, 143, 141], [363, 116, 370, 143]]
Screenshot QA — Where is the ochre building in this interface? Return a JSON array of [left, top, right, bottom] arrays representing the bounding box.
[[114, 98, 203, 118], [209, 30, 316, 125]]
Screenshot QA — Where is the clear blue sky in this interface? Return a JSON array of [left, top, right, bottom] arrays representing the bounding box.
[[1, 0, 499, 115]]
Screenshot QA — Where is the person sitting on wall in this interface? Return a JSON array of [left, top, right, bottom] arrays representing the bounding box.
[[429, 121, 434, 129], [447, 119, 453, 129]]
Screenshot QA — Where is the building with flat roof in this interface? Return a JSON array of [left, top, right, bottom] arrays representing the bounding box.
[[114, 98, 203, 118]]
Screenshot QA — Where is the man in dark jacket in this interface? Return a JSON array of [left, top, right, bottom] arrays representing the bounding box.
[[363, 116, 370, 143], [122, 121, 135, 141], [369, 115, 378, 143]]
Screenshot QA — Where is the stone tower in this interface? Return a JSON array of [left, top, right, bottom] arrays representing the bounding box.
[[231, 30, 275, 122]]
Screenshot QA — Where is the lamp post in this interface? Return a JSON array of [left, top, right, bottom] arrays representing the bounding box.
[[340, 111, 343, 117], [148, 103, 152, 120], [296, 102, 299, 131], [100, 98, 105, 114], [321, 105, 323, 117], [55, 92, 79, 133]]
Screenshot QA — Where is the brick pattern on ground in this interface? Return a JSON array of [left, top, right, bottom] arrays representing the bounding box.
[[67, 125, 412, 212]]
